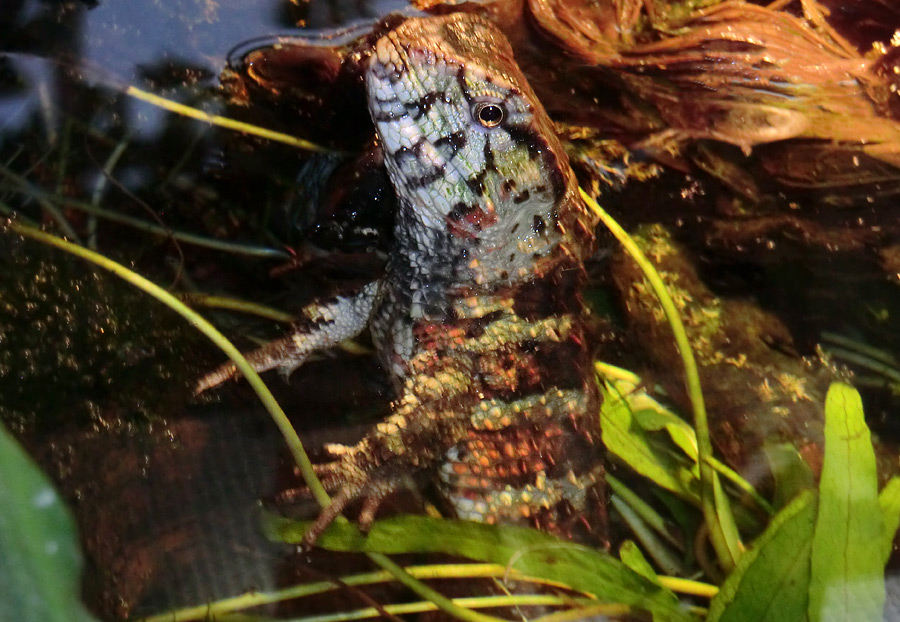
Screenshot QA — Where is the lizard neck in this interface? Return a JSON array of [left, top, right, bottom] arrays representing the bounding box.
[[388, 188, 591, 296]]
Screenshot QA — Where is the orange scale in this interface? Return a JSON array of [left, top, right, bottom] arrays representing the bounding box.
[[452, 463, 470, 475], [466, 476, 485, 488], [462, 476, 481, 488]]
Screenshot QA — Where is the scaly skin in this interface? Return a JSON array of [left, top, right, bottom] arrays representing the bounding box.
[[199, 13, 604, 542]]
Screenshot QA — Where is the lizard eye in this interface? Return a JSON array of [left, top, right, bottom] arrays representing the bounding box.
[[473, 102, 504, 128]]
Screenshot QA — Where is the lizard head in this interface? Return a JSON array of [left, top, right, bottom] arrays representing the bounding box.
[[366, 13, 593, 287]]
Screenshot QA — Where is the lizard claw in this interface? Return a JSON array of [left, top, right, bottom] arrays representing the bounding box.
[[296, 460, 418, 546], [301, 486, 358, 547], [301, 475, 404, 547]]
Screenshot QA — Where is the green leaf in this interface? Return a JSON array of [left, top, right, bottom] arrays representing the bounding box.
[[609, 488, 685, 576], [266, 515, 694, 622], [619, 540, 661, 585], [879, 477, 900, 565], [707, 491, 817, 622], [712, 472, 744, 565], [600, 379, 701, 504], [633, 404, 698, 461], [608, 474, 682, 549], [763, 442, 814, 510], [0, 422, 99, 622], [809, 383, 884, 622]]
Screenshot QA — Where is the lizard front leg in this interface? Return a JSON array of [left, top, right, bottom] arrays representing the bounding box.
[[195, 280, 380, 393]]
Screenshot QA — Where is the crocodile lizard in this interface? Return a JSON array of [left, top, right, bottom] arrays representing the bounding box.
[[198, 12, 604, 542]]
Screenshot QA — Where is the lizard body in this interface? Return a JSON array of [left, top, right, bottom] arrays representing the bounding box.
[[200, 12, 604, 542]]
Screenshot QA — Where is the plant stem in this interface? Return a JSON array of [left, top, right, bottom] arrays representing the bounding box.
[[579, 187, 741, 571], [125, 86, 337, 154]]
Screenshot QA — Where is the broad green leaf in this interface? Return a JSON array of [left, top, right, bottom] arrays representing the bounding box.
[[0, 422, 99, 622], [809, 383, 884, 622], [266, 515, 694, 622], [600, 379, 701, 504], [707, 491, 817, 622], [619, 540, 661, 585], [879, 477, 900, 565]]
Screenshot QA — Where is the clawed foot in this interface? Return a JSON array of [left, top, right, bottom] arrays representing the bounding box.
[[273, 459, 418, 548], [300, 479, 399, 546]]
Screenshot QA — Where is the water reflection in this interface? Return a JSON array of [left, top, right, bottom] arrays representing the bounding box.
[[1, 0, 409, 133], [0, 55, 54, 137]]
